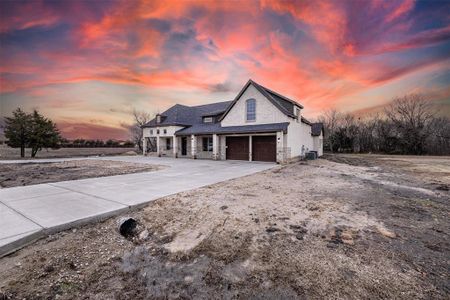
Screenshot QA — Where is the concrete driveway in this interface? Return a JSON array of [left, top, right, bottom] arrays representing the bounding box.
[[0, 156, 275, 256]]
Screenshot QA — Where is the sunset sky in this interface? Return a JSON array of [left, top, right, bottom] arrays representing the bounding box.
[[1, 0, 449, 140]]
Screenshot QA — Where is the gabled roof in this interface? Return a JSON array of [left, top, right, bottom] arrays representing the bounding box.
[[311, 123, 324, 136], [219, 79, 303, 121], [142, 101, 232, 128]]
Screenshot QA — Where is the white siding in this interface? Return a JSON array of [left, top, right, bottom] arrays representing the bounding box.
[[143, 125, 184, 138], [313, 132, 324, 156], [221, 84, 290, 126], [286, 121, 313, 158]]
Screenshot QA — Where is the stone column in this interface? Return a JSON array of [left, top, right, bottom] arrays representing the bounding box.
[[173, 136, 178, 158], [276, 131, 284, 163], [212, 134, 219, 160], [142, 137, 147, 156], [191, 135, 197, 159]]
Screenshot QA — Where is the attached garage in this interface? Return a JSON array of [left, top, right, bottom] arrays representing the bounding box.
[[226, 135, 277, 162], [226, 136, 249, 160], [252, 135, 276, 162]]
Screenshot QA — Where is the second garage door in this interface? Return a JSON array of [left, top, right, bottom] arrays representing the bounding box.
[[252, 135, 276, 162], [226, 136, 249, 160]]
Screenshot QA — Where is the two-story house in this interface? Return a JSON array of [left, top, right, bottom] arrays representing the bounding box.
[[142, 79, 323, 163]]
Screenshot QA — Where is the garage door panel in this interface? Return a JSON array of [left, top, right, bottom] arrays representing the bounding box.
[[252, 136, 276, 162], [226, 136, 249, 160]]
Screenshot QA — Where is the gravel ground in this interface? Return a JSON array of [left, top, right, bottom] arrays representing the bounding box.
[[0, 154, 448, 299], [0, 160, 162, 188]]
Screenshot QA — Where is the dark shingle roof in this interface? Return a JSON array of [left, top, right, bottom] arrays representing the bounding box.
[[311, 123, 324, 136], [142, 101, 232, 128], [175, 122, 289, 136], [301, 116, 312, 125]]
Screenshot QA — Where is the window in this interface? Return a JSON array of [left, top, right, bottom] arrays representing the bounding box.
[[156, 129, 160, 134], [166, 138, 171, 150], [156, 115, 161, 124], [202, 137, 213, 152], [150, 129, 153, 135], [163, 129, 167, 134], [203, 117, 213, 123], [246, 99, 256, 122]]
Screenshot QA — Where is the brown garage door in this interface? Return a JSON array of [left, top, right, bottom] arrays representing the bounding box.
[[252, 136, 276, 162], [226, 136, 249, 160]]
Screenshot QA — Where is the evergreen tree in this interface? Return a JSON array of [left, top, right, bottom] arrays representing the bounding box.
[[4, 108, 32, 157]]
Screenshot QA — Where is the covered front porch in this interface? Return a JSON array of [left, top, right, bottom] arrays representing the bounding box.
[[144, 135, 220, 160]]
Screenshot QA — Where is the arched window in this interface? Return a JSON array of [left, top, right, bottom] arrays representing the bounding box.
[[246, 98, 256, 122]]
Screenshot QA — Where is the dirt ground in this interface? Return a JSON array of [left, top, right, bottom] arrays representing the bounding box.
[[0, 160, 161, 188], [0, 154, 448, 299], [0, 146, 136, 160]]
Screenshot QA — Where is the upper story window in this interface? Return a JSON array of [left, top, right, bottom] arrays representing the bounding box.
[[156, 129, 160, 134], [295, 107, 300, 122], [163, 129, 167, 134], [246, 98, 256, 122], [203, 117, 213, 123], [156, 114, 161, 124], [150, 129, 153, 135]]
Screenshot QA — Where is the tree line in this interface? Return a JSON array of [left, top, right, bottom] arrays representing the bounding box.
[[318, 94, 450, 155], [60, 139, 134, 148]]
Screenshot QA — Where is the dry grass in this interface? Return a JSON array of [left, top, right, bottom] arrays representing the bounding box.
[[0, 145, 136, 160], [0, 159, 161, 188]]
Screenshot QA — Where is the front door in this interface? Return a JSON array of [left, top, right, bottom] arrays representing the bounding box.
[[181, 137, 187, 156]]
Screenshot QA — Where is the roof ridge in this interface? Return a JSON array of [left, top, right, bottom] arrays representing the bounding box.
[[189, 100, 233, 108], [254, 81, 303, 108], [249, 81, 294, 115]]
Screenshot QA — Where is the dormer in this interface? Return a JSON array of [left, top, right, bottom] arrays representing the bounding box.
[[203, 116, 214, 123], [155, 114, 167, 124]]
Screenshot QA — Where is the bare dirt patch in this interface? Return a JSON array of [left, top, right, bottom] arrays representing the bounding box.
[[0, 146, 136, 160], [0, 155, 448, 299], [0, 160, 162, 188]]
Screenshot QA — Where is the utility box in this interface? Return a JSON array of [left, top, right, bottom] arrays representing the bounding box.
[[305, 151, 317, 160]]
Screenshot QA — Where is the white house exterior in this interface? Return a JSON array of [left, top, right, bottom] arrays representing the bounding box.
[[142, 79, 323, 163]]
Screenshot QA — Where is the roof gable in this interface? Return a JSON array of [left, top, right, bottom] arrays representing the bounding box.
[[219, 79, 302, 121]]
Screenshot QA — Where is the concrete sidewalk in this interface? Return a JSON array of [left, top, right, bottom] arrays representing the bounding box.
[[0, 156, 274, 256]]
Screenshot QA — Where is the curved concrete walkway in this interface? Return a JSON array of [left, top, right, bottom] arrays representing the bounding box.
[[0, 156, 275, 256]]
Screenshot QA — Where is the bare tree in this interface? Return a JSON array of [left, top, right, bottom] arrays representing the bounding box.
[[320, 109, 341, 152], [130, 109, 153, 151], [385, 94, 435, 154], [426, 116, 450, 155]]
